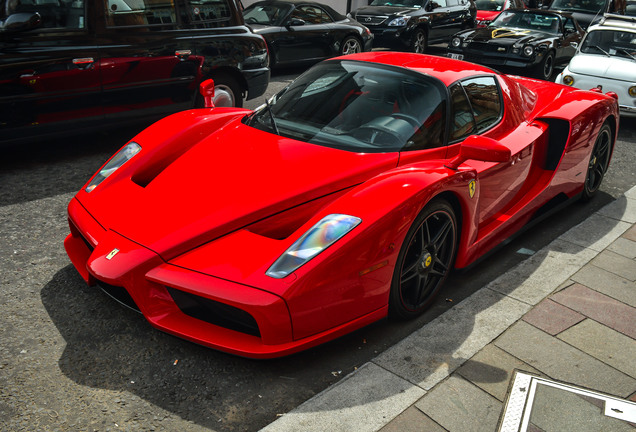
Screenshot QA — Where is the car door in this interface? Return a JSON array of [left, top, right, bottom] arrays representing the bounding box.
[[275, 4, 331, 63], [95, 0, 200, 123], [426, 0, 461, 42], [0, 0, 101, 143], [447, 76, 537, 228]]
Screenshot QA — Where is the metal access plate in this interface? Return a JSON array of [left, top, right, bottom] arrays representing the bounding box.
[[498, 370, 636, 431]]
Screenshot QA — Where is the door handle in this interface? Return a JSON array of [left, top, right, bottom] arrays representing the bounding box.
[[175, 50, 192, 59], [72, 57, 94, 69]]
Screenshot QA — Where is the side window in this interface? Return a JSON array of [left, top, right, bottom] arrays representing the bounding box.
[[106, 0, 178, 27], [564, 17, 576, 32], [462, 77, 502, 132], [188, 0, 231, 27], [292, 6, 331, 24], [449, 83, 476, 142], [8, 0, 86, 29], [431, 0, 449, 7]]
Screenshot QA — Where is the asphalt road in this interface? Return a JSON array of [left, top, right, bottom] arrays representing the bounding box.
[[1, 67, 635, 432]]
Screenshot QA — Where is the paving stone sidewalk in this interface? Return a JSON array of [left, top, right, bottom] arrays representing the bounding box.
[[262, 186, 636, 432]]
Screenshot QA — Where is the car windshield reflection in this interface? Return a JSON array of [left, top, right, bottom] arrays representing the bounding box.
[[247, 60, 447, 152], [490, 10, 561, 34]]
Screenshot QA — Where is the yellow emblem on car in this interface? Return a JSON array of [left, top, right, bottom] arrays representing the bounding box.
[[469, 180, 476, 198], [492, 28, 531, 39], [106, 248, 120, 260]]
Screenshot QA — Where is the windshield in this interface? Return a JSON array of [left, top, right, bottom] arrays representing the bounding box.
[[490, 11, 561, 34], [246, 60, 447, 152], [581, 29, 636, 59], [476, 0, 506, 11], [243, 4, 292, 26], [369, 0, 425, 8], [550, 0, 607, 13]]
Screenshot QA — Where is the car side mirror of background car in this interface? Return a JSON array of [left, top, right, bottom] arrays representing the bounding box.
[[286, 18, 306, 28], [199, 79, 215, 108], [445, 135, 511, 170], [0, 12, 42, 33]]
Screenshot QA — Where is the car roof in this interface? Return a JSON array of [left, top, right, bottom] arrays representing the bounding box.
[[332, 52, 498, 86], [592, 13, 636, 31]]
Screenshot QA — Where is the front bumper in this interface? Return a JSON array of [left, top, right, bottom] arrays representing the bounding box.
[[447, 49, 540, 69], [241, 66, 270, 101], [63, 197, 383, 358]]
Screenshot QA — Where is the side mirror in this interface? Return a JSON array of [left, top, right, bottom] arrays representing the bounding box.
[[199, 79, 215, 108], [286, 18, 305, 27], [1, 12, 42, 32], [445, 135, 511, 170]]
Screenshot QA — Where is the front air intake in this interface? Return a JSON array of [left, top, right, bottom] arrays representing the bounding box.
[[166, 287, 260, 337]]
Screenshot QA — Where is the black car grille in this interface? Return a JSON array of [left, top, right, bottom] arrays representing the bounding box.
[[356, 15, 388, 26], [469, 42, 509, 53], [166, 287, 261, 337]]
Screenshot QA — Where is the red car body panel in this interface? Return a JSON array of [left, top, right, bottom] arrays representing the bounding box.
[[64, 53, 619, 358]]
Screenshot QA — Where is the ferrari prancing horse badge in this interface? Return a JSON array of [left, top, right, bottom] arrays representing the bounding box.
[[106, 248, 120, 260], [469, 180, 476, 198]]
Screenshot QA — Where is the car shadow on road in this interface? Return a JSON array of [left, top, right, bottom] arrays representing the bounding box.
[[39, 189, 627, 431]]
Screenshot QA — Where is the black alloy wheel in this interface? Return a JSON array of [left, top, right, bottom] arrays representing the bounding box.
[[583, 122, 612, 200], [389, 199, 458, 320]]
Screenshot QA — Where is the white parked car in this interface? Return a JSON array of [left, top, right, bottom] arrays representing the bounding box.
[[555, 14, 636, 117]]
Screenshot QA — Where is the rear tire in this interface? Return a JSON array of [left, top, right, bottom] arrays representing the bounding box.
[[196, 73, 243, 108], [582, 122, 612, 200], [341, 36, 362, 55], [389, 199, 458, 320]]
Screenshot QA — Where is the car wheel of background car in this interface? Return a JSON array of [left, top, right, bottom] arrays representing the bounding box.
[[582, 122, 612, 200], [410, 29, 428, 54], [340, 36, 363, 55], [534, 51, 555, 80], [210, 73, 243, 108], [389, 199, 458, 320]]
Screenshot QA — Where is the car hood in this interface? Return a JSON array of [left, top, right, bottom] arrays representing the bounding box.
[[464, 26, 550, 44], [82, 115, 399, 260], [567, 54, 636, 81], [353, 5, 419, 17]]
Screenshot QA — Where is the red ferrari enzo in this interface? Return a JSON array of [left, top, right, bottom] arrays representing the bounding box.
[[64, 52, 618, 358]]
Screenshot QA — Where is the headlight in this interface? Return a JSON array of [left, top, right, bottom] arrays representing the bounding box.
[[266, 214, 362, 279], [629, 86, 636, 97], [450, 37, 462, 48], [85, 142, 141, 193], [388, 16, 409, 26], [562, 75, 574, 86], [523, 45, 534, 57]]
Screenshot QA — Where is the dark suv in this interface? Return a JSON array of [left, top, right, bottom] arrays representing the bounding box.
[[0, 0, 270, 146], [350, 0, 476, 53]]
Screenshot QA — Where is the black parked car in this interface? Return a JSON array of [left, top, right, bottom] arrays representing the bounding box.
[[0, 0, 270, 146], [350, 0, 477, 53], [447, 9, 584, 79], [243, 0, 373, 68], [548, 0, 613, 28]]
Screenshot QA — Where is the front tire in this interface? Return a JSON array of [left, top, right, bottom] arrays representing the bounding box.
[[410, 29, 428, 54], [582, 122, 612, 200], [534, 51, 554, 80], [389, 199, 458, 320]]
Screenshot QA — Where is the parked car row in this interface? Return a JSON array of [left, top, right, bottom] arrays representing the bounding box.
[[1, 0, 633, 147]]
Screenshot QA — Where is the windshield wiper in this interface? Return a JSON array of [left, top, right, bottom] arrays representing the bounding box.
[[589, 45, 611, 56], [617, 48, 636, 61], [264, 98, 280, 135]]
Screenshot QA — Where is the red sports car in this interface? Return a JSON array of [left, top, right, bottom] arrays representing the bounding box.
[[64, 52, 618, 358]]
